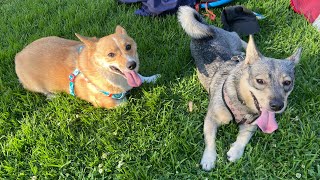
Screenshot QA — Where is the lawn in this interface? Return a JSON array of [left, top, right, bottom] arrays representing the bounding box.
[[0, 0, 319, 179]]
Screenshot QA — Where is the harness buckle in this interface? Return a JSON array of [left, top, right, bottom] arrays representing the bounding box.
[[69, 74, 76, 82]]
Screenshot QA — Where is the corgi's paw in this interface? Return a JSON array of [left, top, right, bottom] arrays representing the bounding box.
[[200, 149, 216, 171], [152, 74, 161, 82], [46, 93, 56, 100], [227, 143, 244, 162], [140, 74, 161, 83]]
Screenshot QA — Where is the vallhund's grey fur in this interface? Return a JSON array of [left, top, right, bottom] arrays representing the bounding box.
[[178, 6, 302, 171]]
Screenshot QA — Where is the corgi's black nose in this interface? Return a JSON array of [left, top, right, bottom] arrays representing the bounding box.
[[270, 99, 284, 111], [127, 61, 137, 70]]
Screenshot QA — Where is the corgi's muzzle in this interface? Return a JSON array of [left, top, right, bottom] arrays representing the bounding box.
[[109, 63, 142, 87], [109, 65, 122, 74], [127, 61, 137, 70]]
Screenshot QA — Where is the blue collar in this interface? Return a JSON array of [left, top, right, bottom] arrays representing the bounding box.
[[69, 46, 126, 100]]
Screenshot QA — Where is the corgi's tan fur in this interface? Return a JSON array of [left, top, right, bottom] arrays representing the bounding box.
[[15, 26, 158, 108]]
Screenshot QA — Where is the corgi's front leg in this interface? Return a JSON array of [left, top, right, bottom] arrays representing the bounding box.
[[138, 73, 160, 83]]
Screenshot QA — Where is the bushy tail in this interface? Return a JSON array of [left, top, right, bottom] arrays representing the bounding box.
[[177, 6, 215, 39]]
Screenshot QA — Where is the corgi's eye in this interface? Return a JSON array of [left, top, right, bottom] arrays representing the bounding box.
[[108, 52, 115, 57], [126, 44, 131, 51], [256, 79, 265, 84], [283, 80, 291, 86]]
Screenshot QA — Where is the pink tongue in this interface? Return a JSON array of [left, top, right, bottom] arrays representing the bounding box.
[[123, 71, 142, 87], [255, 109, 278, 133]]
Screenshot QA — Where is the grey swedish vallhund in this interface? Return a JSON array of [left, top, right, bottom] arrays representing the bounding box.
[[178, 6, 302, 171]]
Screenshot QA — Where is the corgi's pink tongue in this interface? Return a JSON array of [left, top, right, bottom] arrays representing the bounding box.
[[123, 71, 142, 87], [255, 109, 278, 133]]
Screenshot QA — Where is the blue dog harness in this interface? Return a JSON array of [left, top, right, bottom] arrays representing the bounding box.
[[69, 68, 81, 96], [69, 46, 126, 100]]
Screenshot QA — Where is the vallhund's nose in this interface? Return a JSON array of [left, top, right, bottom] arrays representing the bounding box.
[[269, 99, 284, 111], [127, 61, 137, 70]]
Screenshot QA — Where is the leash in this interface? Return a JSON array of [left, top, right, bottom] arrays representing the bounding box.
[[68, 45, 126, 100], [195, 2, 216, 21]]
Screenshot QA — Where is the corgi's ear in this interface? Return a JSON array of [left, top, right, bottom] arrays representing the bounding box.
[[244, 35, 262, 65], [75, 33, 98, 48], [287, 47, 302, 65], [115, 25, 127, 35]]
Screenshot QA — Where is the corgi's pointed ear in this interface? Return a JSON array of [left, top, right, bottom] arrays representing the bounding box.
[[75, 33, 98, 48], [287, 47, 302, 65], [115, 25, 127, 35], [244, 35, 262, 65]]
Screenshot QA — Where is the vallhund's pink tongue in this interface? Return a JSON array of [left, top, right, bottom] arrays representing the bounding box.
[[124, 71, 142, 87], [255, 109, 278, 133]]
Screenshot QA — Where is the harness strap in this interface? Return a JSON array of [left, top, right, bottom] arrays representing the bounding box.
[[100, 91, 126, 100], [222, 81, 236, 121], [221, 53, 259, 124], [222, 80, 262, 124], [69, 69, 80, 96], [222, 80, 247, 124]]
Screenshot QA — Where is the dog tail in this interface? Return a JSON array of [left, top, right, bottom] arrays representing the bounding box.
[[177, 6, 215, 39]]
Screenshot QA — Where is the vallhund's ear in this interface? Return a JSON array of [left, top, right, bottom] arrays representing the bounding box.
[[287, 47, 302, 65], [244, 35, 262, 65]]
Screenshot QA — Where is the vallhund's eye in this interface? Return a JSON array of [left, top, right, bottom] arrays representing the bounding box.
[[126, 44, 131, 51], [256, 79, 265, 85], [283, 80, 291, 86], [108, 52, 115, 57]]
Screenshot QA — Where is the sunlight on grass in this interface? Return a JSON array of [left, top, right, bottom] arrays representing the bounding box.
[[0, 0, 319, 179]]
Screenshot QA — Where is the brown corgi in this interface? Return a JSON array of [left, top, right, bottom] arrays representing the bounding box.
[[15, 26, 159, 108]]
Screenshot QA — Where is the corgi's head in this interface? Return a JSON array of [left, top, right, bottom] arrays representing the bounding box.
[[75, 26, 142, 88]]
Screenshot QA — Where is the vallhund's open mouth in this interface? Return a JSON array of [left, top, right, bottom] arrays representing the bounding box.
[[110, 66, 124, 76]]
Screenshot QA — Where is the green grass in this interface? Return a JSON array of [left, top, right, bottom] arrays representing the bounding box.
[[0, 0, 319, 179]]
